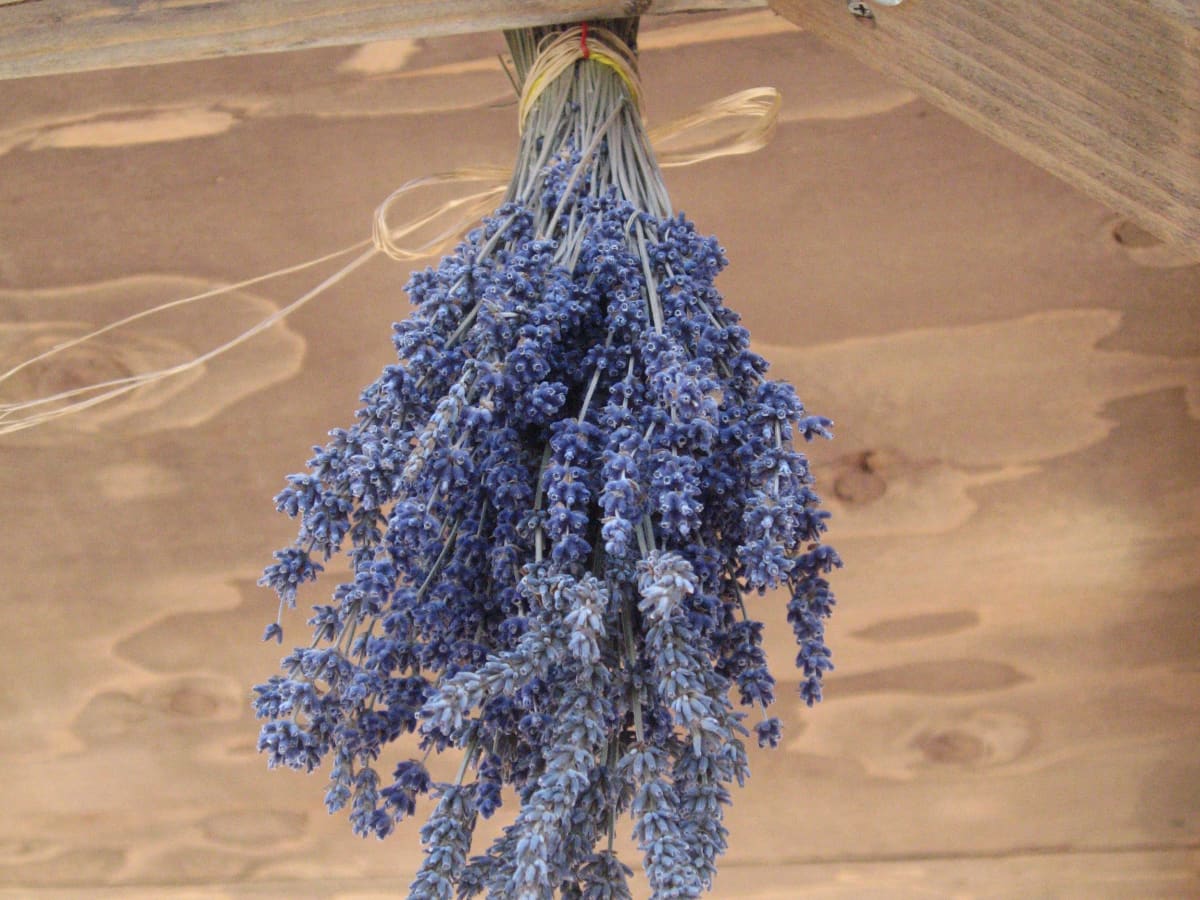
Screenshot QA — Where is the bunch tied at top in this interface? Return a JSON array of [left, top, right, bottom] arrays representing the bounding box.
[[254, 19, 839, 899]]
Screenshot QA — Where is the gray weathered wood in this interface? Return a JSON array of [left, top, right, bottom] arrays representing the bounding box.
[[0, 0, 767, 81], [770, 0, 1200, 256]]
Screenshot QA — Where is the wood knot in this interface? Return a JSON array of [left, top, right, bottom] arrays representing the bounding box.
[[833, 450, 887, 504], [905, 709, 1036, 772], [1111, 218, 1161, 248], [915, 729, 987, 765], [6, 333, 135, 400], [164, 685, 221, 718]]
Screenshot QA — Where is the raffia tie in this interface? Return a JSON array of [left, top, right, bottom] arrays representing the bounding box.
[[517, 25, 644, 132]]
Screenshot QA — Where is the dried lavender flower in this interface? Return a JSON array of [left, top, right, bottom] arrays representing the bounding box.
[[253, 18, 838, 898]]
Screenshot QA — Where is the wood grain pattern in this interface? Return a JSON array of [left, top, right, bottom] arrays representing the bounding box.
[[0, 10, 1197, 897], [770, 0, 1200, 256], [0, 0, 767, 80], [4, 850, 1194, 898]]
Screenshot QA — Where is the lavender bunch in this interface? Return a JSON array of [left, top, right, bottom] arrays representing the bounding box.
[[254, 20, 838, 898]]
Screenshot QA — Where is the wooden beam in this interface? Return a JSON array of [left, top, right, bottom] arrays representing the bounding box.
[[0, 0, 767, 81], [770, 0, 1200, 256]]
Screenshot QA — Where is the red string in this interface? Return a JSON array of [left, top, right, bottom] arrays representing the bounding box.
[[580, 22, 590, 59]]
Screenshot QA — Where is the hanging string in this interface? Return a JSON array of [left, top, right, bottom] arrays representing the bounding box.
[[650, 87, 781, 168], [0, 248, 379, 434], [0, 167, 502, 435], [372, 167, 508, 261], [0, 49, 781, 435]]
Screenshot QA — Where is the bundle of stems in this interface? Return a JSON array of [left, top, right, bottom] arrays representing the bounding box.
[[254, 19, 838, 899]]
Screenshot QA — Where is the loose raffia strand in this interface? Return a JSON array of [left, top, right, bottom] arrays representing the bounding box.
[[0, 60, 776, 436], [0, 23, 777, 441]]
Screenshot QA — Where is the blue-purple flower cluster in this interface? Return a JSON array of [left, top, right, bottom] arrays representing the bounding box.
[[255, 44, 837, 900]]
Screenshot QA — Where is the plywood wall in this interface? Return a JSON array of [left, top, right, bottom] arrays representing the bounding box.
[[0, 11, 1196, 898]]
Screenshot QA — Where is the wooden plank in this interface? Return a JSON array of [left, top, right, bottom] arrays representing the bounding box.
[[722, 850, 1200, 898], [4, 849, 1197, 897], [769, 0, 1200, 256], [0, 15, 1198, 897], [0, 0, 767, 81]]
